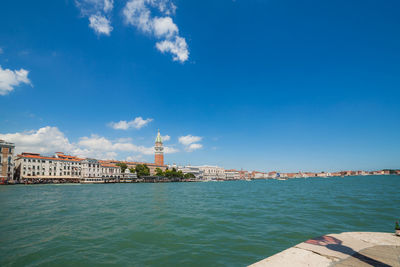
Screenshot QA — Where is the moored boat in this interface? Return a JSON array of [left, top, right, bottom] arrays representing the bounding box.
[[80, 178, 105, 184]]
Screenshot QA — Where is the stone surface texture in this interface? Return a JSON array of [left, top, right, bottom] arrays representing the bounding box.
[[249, 232, 400, 267]]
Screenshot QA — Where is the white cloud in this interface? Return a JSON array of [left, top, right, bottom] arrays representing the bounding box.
[[164, 146, 178, 153], [186, 143, 202, 152], [156, 36, 188, 62], [153, 17, 178, 38], [75, 0, 114, 36], [123, 0, 189, 62], [123, 0, 153, 33], [178, 134, 203, 152], [89, 14, 113, 35], [77, 134, 179, 156], [109, 116, 153, 130], [0, 126, 74, 154], [178, 135, 202, 146], [0, 126, 178, 161], [161, 135, 170, 141], [103, 0, 113, 12], [0, 66, 31, 95]]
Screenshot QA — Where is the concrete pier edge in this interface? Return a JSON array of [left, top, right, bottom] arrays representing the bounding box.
[[249, 232, 400, 267]]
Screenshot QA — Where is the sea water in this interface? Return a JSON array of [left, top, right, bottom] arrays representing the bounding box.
[[0, 175, 399, 266]]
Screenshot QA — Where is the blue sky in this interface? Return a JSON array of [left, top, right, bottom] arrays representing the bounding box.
[[1, 0, 399, 172]]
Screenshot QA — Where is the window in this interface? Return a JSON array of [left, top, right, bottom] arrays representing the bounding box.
[[24, 159, 26, 162], [9, 148, 12, 153], [28, 159, 31, 162]]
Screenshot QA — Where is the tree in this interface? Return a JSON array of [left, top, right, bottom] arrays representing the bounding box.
[[155, 168, 164, 176], [116, 162, 128, 173], [184, 173, 195, 179], [129, 168, 136, 174], [163, 168, 184, 179], [135, 164, 150, 177]]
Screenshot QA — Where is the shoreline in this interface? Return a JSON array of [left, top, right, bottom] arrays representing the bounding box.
[[2, 174, 398, 186]]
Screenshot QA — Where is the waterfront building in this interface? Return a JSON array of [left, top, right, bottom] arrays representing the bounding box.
[[120, 168, 137, 182], [177, 165, 204, 179], [194, 166, 225, 180], [251, 171, 268, 179], [14, 152, 83, 182], [239, 170, 250, 180], [0, 140, 15, 183], [81, 158, 101, 178], [225, 169, 240, 180], [99, 161, 121, 179]]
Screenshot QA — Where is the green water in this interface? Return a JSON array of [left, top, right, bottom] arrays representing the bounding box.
[[0, 175, 399, 266]]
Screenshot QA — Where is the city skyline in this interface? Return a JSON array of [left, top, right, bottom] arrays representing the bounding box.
[[1, 0, 400, 172]]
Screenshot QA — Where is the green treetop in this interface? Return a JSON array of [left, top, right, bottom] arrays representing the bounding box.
[[135, 164, 150, 177]]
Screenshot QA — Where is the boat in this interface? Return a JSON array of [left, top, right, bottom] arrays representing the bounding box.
[[80, 178, 105, 184]]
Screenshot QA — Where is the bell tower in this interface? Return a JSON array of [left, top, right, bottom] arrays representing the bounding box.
[[154, 129, 164, 166]]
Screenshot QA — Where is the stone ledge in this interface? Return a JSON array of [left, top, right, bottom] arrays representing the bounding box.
[[249, 232, 400, 267]]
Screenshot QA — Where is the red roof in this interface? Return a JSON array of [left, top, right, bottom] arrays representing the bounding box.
[[17, 153, 83, 162]]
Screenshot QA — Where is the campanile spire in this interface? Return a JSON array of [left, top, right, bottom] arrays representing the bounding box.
[[154, 130, 164, 166]]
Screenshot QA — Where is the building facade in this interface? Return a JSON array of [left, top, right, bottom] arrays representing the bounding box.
[[14, 152, 83, 182], [251, 171, 268, 179], [120, 168, 137, 182], [0, 140, 15, 183], [239, 170, 251, 180], [172, 165, 204, 179], [100, 162, 121, 179], [81, 158, 101, 178], [225, 169, 240, 180], [195, 166, 225, 180]]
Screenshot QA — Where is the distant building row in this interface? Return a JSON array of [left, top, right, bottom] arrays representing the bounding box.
[[1, 138, 399, 184]]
